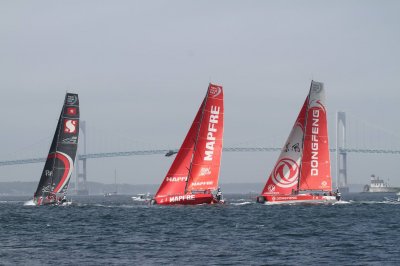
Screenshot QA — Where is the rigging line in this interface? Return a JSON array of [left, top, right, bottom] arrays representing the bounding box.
[[50, 98, 66, 195], [297, 83, 312, 192], [185, 88, 209, 194]]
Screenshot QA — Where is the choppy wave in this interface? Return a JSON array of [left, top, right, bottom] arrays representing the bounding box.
[[1, 194, 399, 265]]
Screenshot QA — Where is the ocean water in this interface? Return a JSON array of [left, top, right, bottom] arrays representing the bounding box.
[[1, 193, 399, 265]]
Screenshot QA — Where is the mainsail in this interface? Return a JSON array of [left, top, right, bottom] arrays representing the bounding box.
[[34, 93, 80, 202], [186, 84, 224, 192], [155, 84, 224, 199], [298, 81, 331, 191]]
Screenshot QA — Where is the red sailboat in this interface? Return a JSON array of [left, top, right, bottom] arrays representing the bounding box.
[[257, 81, 340, 204], [152, 83, 225, 205]]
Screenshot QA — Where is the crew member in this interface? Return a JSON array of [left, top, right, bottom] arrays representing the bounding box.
[[216, 187, 223, 201], [335, 188, 341, 201]]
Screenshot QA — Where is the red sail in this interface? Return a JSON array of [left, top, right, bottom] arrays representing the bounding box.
[[261, 98, 308, 195], [299, 81, 332, 191], [186, 84, 224, 192], [154, 99, 205, 198]]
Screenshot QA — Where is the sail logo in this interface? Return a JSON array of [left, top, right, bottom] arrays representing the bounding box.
[[41, 185, 51, 193], [64, 119, 78, 133], [62, 136, 78, 144], [271, 158, 299, 188], [45, 170, 53, 177], [267, 185, 276, 192], [199, 167, 211, 176], [191, 181, 213, 187], [166, 176, 187, 182], [66, 107, 77, 115], [311, 82, 322, 93], [310, 109, 320, 176], [169, 194, 195, 202], [209, 86, 222, 98], [66, 95, 78, 105], [204, 106, 220, 161]]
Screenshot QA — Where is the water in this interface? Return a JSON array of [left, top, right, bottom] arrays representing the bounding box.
[[1, 193, 399, 265]]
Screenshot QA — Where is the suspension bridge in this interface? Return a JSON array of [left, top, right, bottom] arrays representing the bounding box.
[[0, 112, 399, 194]]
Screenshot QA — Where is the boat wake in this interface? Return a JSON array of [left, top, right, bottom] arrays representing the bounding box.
[[333, 200, 351, 205], [24, 200, 36, 206], [230, 201, 253, 206]]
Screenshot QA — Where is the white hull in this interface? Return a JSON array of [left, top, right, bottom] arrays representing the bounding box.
[[263, 196, 338, 205], [131, 197, 149, 202]]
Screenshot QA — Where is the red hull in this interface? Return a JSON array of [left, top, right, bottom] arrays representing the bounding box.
[[257, 194, 337, 204], [153, 193, 220, 205]]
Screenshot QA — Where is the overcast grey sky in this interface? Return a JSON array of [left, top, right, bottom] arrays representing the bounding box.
[[1, 1, 399, 187]]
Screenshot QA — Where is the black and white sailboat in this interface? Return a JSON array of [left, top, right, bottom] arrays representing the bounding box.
[[32, 93, 80, 206]]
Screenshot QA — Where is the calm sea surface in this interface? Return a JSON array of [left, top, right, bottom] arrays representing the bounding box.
[[1, 193, 399, 265]]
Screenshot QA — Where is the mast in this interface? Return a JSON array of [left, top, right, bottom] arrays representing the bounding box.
[[49, 102, 65, 195], [184, 86, 210, 194], [114, 169, 117, 194], [335, 111, 339, 190]]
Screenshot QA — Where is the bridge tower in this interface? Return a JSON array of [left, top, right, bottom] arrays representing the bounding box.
[[336, 112, 349, 193], [75, 121, 89, 195]]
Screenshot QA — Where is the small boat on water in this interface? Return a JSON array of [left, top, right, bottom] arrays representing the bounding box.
[[151, 83, 225, 205], [32, 93, 80, 206], [132, 193, 151, 202], [257, 81, 340, 205]]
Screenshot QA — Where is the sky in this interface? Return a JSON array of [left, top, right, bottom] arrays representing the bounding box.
[[0, 0, 399, 188]]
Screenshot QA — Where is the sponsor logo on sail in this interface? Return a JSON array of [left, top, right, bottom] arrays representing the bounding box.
[[41, 184, 51, 193], [285, 142, 300, 153], [310, 109, 319, 176], [191, 181, 213, 187], [45, 170, 53, 177], [64, 119, 78, 133], [66, 95, 78, 105], [271, 158, 299, 188], [199, 167, 211, 176], [66, 107, 77, 115], [166, 176, 187, 182], [62, 136, 78, 144], [209, 86, 222, 98], [311, 82, 322, 93], [204, 106, 220, 161], [267, 184, 276, 192]]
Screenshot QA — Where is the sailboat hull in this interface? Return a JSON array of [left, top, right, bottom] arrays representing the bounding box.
[[153, 193, 220, 205], [257, 194, 337, 205], [34, 197, 72, 206]]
